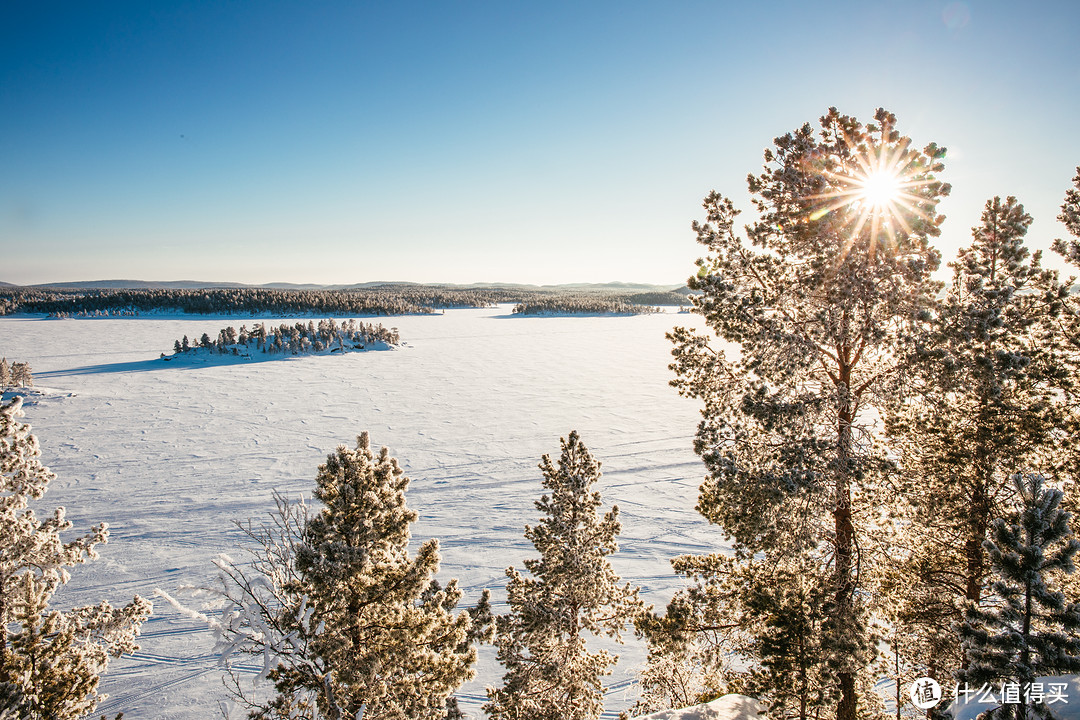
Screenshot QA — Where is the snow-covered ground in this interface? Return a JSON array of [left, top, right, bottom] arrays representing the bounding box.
[[2, 305, 722, 719]]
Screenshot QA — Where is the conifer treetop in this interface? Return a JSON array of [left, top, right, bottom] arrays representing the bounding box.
[[746, 107, 949, 265], [299, 431, 417, 580]]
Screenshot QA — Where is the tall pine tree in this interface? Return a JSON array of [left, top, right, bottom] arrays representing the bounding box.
[[884, 196, 1072, 682], [0, 397, 151, 719], [1050, 167, 1080, 473], [667, 108, 949, 720], [485, 431, 642, 720]]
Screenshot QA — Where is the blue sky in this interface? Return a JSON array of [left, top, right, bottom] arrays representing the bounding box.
[[2, 1, 1079, 286]]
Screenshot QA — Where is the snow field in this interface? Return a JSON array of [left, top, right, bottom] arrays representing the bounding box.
[[2, 307, 720, 718]]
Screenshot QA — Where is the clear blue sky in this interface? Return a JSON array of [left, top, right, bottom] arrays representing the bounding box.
[[2, 1, 1078, 286]]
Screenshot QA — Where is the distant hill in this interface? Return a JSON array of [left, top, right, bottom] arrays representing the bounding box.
[[30, 280, 249, 290]]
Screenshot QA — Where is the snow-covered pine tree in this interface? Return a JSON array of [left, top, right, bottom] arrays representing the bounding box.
[[187, 432, 488, 720], [884, 196, 1072, 682], [957, 473, 1080, 720], [0, 397, 151, 719], [0, 359, 9, 388], [667, 108, 949, 720], [485, 431, 643, 720]]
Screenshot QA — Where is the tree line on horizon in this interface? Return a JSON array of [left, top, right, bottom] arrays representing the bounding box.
[[0, 285, 688, 318], [4, 108, 1080, 720]]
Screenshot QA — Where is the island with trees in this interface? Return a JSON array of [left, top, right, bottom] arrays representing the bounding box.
[[164, 319, 401, 361], [511, 295, 663, 315]]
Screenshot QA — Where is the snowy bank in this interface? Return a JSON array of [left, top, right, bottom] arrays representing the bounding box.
[[632, 694, 763, 720]]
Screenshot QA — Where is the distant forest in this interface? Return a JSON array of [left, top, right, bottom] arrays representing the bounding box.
[[0, 285, 689, 317]]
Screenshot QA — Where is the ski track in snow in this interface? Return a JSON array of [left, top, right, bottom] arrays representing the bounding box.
[[2, 307, 726, 718]]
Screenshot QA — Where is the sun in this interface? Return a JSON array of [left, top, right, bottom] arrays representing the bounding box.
[[857, 169, 903, 209]]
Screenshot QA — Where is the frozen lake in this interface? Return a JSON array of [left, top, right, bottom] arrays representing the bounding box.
[[2, 305, 724, 718]]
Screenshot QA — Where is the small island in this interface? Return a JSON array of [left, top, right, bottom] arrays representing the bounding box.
[[164, 319, 400, 360]]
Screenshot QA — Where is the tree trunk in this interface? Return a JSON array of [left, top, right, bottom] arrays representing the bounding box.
[[965, 480, 989, 605], [0, 576, 7, 685], [835, 375, 857, 720]]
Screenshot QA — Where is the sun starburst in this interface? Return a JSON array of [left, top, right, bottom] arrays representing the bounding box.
[[804, 139, 938, 259], [858, 169, 902, 209]]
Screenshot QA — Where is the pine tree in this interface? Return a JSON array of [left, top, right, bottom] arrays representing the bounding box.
[[177, 433, 488, 720], [884, 196, 1072, 682], [957, 473, 1080, 720], [1049, 170, 1080, 529], [485, 431, 643, 720], [0, 397, 151, 719], [667, 108, 949, 720], [0, 359, 9, 389]]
